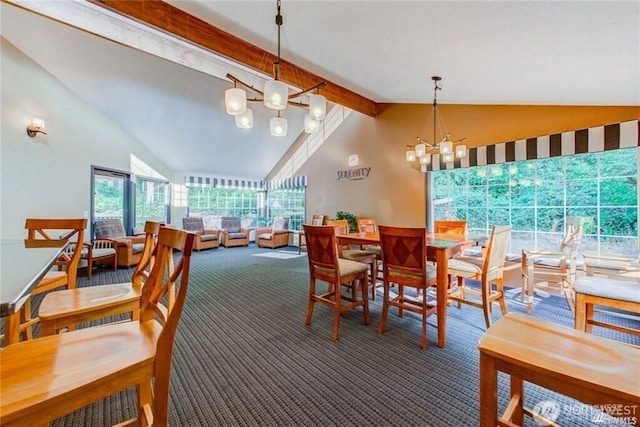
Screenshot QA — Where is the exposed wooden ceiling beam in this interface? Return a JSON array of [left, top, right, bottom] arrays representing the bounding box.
[[90, 0, 379, 117]]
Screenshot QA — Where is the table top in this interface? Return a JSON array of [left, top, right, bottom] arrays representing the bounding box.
[[478, 312, 640, 401], [0, 238, 67, 317], [337, 231, 468, 248]]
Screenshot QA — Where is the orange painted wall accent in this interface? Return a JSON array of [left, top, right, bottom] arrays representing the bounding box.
[[377, 104, 640, 149]]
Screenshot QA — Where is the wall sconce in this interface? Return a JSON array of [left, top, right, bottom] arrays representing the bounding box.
[[26, 117, 47, 137]]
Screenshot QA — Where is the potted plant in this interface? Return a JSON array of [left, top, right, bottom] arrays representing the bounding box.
[[336, 211, 357, 232]]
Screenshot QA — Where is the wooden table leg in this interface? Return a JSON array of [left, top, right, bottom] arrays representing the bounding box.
[[479, 352, 498, 426], [435, 248, 447, 348]]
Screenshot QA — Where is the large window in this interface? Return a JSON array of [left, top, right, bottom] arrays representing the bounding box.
[[187, 187, 260, 228], [432, 148, 638, 256], [186, 185, 307, 231], [267, 187, 306, 231], [135, 177, 170, 230]]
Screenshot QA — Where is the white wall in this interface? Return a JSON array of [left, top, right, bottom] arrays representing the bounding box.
[[0, 38, 175, 238]]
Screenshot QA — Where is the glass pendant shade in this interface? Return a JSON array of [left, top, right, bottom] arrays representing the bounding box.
[[420, 154, 431, 165], [270, 116, 288, 136], [264, 80, 289, 110], [225, 88, 247, 115], [406, 150, 416, 162], [304, 114, 320, 133], [439, 140, 453, 154], [455, 144, 467, 158], [308, 94, 326, 120], [415, 143, 426, 157], [234, 108, 253, 129], [442, 152, 454, 163]]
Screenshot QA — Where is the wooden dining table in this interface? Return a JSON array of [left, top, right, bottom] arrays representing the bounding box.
[[336, 231, 469, 348], [1, 238, 67, 344]]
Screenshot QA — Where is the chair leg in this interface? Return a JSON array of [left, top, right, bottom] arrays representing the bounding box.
[[574, 292, 587, 332], [305, 279, 316, 328], [585, 302, 595, 333], [332, 287, 341, 342], [361, 276, 370, 326], [481, 280, 493, 328], [496, 279, 508, 316], [378, 281, 390, 334], [420, 288, 428, 350], [563, 279, 575, 312]]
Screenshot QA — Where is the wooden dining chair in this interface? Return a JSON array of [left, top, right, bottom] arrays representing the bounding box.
[[326, 219, 378, 299], [521, 217, 589, 312], [377, 225, 438, 350], [298, 213, 324, 254], [303, 224, 370, 342], [38, 221, 162, 336], [447, 225, 512, 328], [5, 218, 88, 344], [433, 219, 468, 237], [0, 227, 195, 427], [357, 217, 383, 293]]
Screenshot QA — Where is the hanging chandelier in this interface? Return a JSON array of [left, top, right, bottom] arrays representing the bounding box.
[[224, 0, 327, 137], [406, 76, 467, 171]]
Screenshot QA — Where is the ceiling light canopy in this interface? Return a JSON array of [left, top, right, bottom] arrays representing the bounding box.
[[406, 76, 467, 172], [224, 0, 327, 136]]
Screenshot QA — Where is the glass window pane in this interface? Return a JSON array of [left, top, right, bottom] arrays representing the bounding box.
[[600, 177, 637, 206], [566, 179, 597, 206]]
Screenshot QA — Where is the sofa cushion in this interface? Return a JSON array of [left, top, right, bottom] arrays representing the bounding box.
[[228, 232, 247, 240], [132, 243, 145, 254], [200, 234, 218, 242], [94, 219, 126, 240], [258, 233, 273, 240]]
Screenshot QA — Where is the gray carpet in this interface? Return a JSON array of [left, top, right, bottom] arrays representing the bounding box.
[[20, 246, 639, 426]]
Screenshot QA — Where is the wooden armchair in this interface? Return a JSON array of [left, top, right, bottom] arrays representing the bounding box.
[[82, 239, 117, 279], [0, 227, 195, 426], [182, 217, 220, 251], [256, 217, 289, 249], [219, 216, 250, 247], [521, 216, 589, 312], [94, 219, 146, 268]]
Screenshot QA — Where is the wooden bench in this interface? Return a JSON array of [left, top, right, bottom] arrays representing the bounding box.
[[478, 313, 640, 426], [574, 276, 640, 339]]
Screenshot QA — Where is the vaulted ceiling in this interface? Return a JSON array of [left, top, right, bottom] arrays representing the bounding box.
[[3, 1, 638, 181]]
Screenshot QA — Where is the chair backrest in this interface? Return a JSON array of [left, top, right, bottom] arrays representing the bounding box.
[[325, 219, 349, 235], [182, 217, 205, 234], [561, 216, 587, 254], [378, 225, 428, 287], [303, 225, 341, 283], [311, 214, 325, 226], [138, 226, 194, 426], [130, 221, 163, 291], [482, 225, 512, 280], [357, 218, 378, 233], [24, 218, 88, 289], [434, 220, 468, 238], [220, 216, 242, 232], [271, 217, 288, 231], [94, 219, 127, 240]]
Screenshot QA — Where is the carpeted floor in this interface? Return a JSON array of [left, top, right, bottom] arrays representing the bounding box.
[[22, 245, 639, 426]]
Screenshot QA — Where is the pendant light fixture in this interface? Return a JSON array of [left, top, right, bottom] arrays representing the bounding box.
[[224, 0, 327, 136], [406, 76, 467, 171]]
